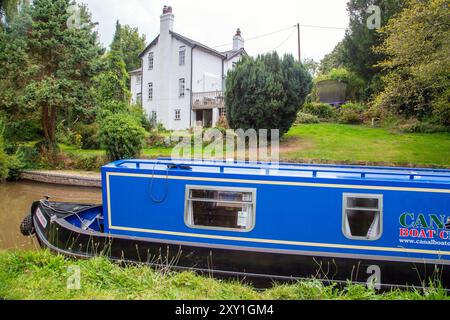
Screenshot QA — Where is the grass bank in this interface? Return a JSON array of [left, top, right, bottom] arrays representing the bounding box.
[[283, 124, 450, 167], [59, 124, 450, 170], [0, 250, 447, 300]]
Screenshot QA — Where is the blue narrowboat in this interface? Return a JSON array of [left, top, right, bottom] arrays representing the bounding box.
[[22, 158, 450, 289]]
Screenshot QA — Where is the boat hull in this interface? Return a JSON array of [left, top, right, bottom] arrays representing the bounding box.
[[31, 201, 450, 290]]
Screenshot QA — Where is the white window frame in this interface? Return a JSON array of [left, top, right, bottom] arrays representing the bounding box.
[[148, 82, 153, 100], [151, 111, 157, 125], [184, 185, 257, 233], [174, 109, 181, 121], [136, 92, 142, 104], [179, 46, 186, 66], [136, 75, 141, 85], [148, 52, 154, 70], [179, 78, 185, 98], [342, 193, 383, 241]]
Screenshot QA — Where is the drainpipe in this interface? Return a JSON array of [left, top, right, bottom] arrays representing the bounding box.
[[189, 45, 196, 128]]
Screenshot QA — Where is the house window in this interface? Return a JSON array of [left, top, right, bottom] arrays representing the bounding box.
[[179, 46, 186, 66], [179, 78, 185, 97], [148, 82, 153, 100], [185, 186, 256, 232], [343, 194, 383, 240], [174, 109, 181, 121], [151, 111, 157, 126], [148, 52, 154, 70], [136, 93, 142, 105], [136, 75, 141, 85]]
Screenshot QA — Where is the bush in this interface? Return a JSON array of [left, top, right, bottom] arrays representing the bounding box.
[[73, 123, 101, 150], [146, 130, 166, 148], [302, 103, 336, 120], [130, 104, 152, 132], [73, 154, 107, 171], [225, 52, 312, 137], [338, 103, 366, 124], [396, 118, 449, 134], [99, 113, 146, 161], [295, 112, 320, 124]]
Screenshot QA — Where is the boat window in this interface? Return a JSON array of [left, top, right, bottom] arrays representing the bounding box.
[[185, 186, 256, 232], [343, 194, 382, 240]]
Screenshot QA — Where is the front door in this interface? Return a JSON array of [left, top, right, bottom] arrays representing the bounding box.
[[203, 109, 213, 127]]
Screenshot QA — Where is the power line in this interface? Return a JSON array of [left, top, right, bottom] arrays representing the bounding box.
[[300, 24, 347, 30], [267, 28, 297, 53], [212, 25, 296, 48], [212, 23, 347, 49]]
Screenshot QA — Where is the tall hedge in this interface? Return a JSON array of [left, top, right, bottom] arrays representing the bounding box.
[[225, 53, 312, 137]]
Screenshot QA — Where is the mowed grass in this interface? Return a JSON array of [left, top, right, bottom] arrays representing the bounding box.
[[0, 250, 447, 300], [58, 123, 450, 169], [283, 124, 450, 167]]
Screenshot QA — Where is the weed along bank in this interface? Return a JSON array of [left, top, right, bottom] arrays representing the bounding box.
[[21, 158, 450, 289]]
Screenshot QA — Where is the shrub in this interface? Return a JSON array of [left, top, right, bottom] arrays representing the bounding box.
[[130, 104, 152, 131], [338, 103, 366, 124], [225, 53, 312, 137], [73, 154, 107, 171], [0, 144, 8, 182], [74, 123, 101, 150], [99, 113, 146, 161], [146, 130, 166, 148], [302, 103, 336, 120], [295, 112, 320, 124], [396, 118, 449, 134], [6, 154, 24, 181], [0, 119, 9, 182]]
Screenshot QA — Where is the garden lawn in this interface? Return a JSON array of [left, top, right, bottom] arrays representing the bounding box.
[[283, 124, 450, 168], [59, 124, 450, 168]]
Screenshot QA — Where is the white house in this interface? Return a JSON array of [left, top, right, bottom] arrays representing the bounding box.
[[130, 5, 247, 130]]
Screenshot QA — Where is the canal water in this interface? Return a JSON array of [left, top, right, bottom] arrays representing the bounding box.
[[0, 181, 102, 250]]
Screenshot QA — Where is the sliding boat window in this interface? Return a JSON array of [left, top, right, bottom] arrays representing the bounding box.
[[185, 186, 256, 232], [342, 194, 383, 240]]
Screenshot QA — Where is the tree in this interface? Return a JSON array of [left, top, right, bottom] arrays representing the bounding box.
[[225, 53, 312, 137], [319, 41, 345, 75], [0, 0, 103, 157], [110, 20, 146, 72], [302, 58, 319, 77], [341, 0, 405, 84], [91, 49, 131, 117], [373, 0, 450, 125], [0, 0, 26, 31]]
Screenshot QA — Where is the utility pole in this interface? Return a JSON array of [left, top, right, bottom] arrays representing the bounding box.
[[297, 23, 301, 62]]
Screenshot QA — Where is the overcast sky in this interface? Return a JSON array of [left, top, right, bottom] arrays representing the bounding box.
[[78, 0, 350, 62]]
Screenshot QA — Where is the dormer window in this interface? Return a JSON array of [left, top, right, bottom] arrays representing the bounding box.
[[179, 46, 186, 66], [148, 52, 154, 70]]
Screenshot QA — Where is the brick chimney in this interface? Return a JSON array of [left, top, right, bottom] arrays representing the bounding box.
[[233, 28, 244, 50], [160, 5, 174, 35]]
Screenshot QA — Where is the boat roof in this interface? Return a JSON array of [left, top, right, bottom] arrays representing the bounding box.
[[104, 158, 450, 185]]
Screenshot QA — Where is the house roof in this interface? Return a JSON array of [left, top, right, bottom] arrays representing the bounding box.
[[129, 68, 142, 75], [138, 32, 243, 60], [169, 31, 226, 58], [221, 47, 248, 60], [138, 35, 160, 58]]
